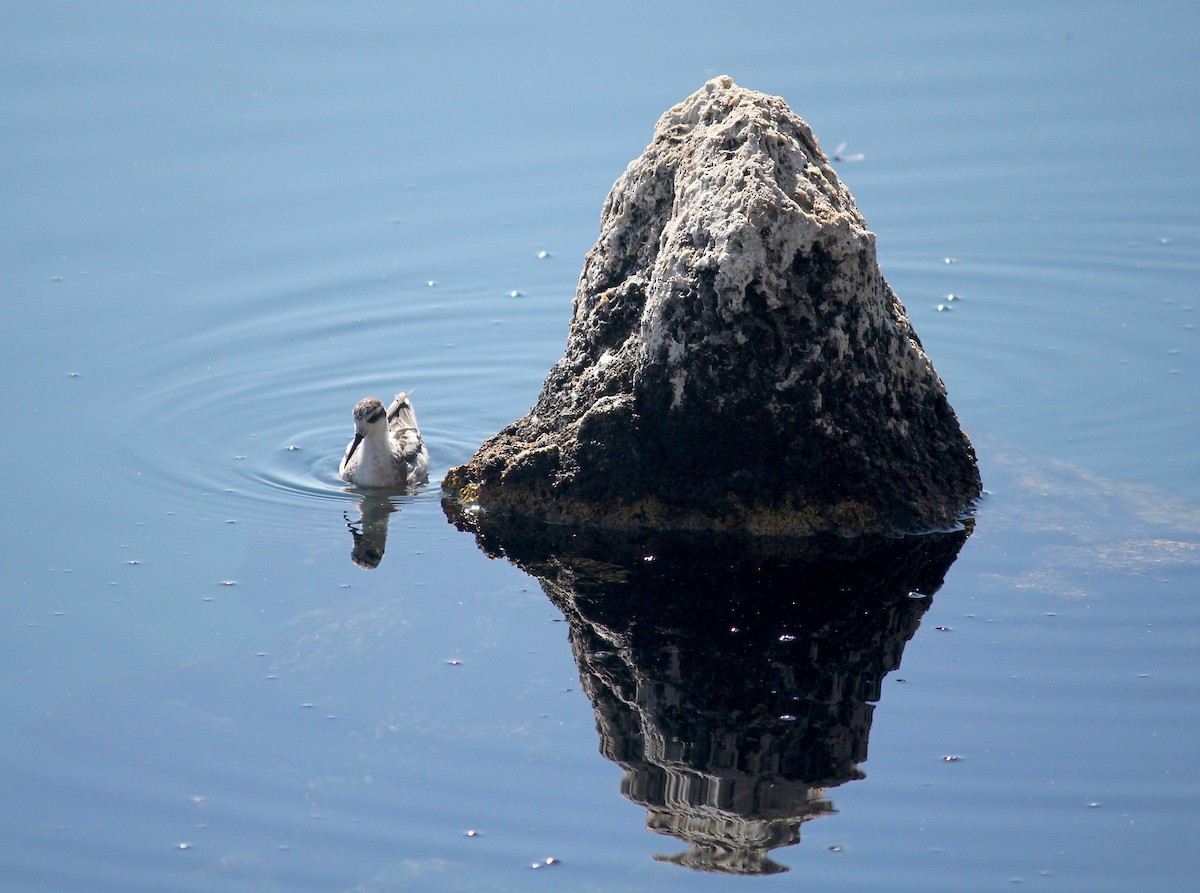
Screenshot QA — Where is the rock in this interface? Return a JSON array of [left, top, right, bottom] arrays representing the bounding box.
[[444, 76, 980, 536]]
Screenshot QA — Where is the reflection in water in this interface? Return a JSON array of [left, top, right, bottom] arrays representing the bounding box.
[[444, 506, 970, 873], [344, 493, 398, 569]]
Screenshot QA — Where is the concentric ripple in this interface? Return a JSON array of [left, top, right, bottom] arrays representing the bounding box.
[[94, 271, 565, 537]]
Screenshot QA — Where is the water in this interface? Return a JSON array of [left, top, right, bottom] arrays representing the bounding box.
[[2, 1, 1198, 890]]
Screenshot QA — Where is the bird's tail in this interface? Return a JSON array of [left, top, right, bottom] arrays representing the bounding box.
[[387, 390, 420, 432]]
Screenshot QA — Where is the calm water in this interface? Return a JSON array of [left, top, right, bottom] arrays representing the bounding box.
[[3, 2, 1198, 890]]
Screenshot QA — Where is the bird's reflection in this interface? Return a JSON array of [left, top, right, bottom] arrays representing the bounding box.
[[344, 493, 398, 569], [444, 503, 970, 873]]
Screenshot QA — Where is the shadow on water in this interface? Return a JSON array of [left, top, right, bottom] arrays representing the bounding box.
[[442, 501, 971, 874]]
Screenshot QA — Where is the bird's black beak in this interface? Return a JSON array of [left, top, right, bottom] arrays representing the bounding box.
[[345, 430, 364, 464]]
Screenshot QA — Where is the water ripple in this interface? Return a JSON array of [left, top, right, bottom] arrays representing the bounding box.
[[96, 275, 564, 534]]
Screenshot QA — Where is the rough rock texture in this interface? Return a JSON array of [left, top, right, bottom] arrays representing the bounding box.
[[444, 76, 981, 536], [439, 514, 971, 873]]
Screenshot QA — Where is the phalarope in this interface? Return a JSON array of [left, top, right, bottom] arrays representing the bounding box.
[[338, 392, 429, 488]]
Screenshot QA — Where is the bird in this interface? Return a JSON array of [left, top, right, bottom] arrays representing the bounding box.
[[338, 391, 429, 488]]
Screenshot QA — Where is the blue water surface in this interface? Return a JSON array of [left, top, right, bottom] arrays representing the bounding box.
[[2, 2, 1198, 891]]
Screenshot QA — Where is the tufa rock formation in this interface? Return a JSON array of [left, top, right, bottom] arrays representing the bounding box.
[[444, 76, 981, 536]]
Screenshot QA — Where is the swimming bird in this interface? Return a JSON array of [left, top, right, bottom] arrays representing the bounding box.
[[338, 391, 429, 488]]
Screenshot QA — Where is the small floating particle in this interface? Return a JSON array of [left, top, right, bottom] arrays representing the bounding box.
[[943, 257, 957, 264], [943, 754, 963, 762], [537, 250, 551, 259], [220, 580, 237, 587], [301, 703, 314, 709], [936, 304, 952, 312], [234, 455, 246, 461], [778, 634, 796, 642], [831, 142, 864, 162], [426, 279, 437, 287], [934, 626, 952, 631], [446, 659, 462, 666], [543, 856, 559, 866], [828, 844, 843, 853], [465, 829, 479, 838], [287, 445, 300, 452], [66, 371, 81, 378], [896, 678, 908, 683], [127, 560, 141, 566], [729, 626, 740, 633], [508, 290, 523, 298], [589, 651, 612, 660], [1088, 801, 1101, 808], [225, 519, 237, 524], [779, 714, 798, 722], [642, 554, 656, 562], [177, 842, 193, 850]]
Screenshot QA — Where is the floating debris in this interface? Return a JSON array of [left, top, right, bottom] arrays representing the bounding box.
[[943, 754, 963, 762], [508, 290, 524, 298], [831, 142, 864, 162], [537, 250, 551, 259]]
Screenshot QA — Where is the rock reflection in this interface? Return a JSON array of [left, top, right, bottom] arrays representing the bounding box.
[[444, 505, 970, 873], [343, 493, 397, 569]]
